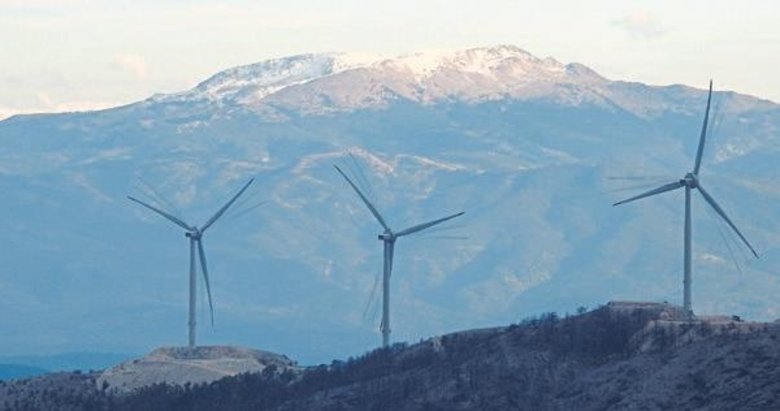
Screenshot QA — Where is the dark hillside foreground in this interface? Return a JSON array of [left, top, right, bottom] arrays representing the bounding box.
[[2, 302, 780, 410]]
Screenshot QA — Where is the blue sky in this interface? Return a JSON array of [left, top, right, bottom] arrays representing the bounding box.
[[1, 0, 779, 119]]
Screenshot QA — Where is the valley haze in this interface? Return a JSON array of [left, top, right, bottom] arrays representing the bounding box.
[[0, 45, 777, 366]]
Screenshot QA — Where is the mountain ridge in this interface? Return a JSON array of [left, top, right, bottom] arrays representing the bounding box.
[[0, 44, 777, 364], [138, 45, 777, 120], [3, 45, 777, 125]]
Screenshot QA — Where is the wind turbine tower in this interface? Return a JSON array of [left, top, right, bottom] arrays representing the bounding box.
[[613, 81, 758, 316], [128, 178, 254, 348], [335, 165, 464, 347]]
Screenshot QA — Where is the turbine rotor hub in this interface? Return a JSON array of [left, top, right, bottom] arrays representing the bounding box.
[[682, 173, 698, 188], [186, 229, 202, 239], [378, 231, 395, 241]]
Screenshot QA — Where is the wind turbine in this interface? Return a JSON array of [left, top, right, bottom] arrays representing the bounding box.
[[128, 178, 254, 348], [335, 165, 464, 348], [613, 80, 758, 316]]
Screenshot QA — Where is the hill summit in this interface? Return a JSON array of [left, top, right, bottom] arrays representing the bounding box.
[[97, 345, 299, 393]]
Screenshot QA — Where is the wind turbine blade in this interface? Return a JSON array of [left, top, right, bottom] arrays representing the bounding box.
[[334, 165, 389, 231], [396, 211, 465, 237], [349, 152, 377, 203], [608, 180, 681, 194], [135, 175, 180, 216], [225, 185, 263, 217], [415, 223, 465, 235], [362, 268, 382, 321], [127, 196, 192, 230], [707, 93, 725, 146], [697, 184, 759, 258], [197, 239, 215, 326], [701, 195, 745, 276], [227, 201, 266, 221], [606, 174, 676, 181], [201, 178, 254, 232], [612, 181, 685, 207], [693, 80, 713, 175]]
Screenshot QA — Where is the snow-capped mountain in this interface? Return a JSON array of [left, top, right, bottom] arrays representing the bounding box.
[[147, 45, 774, 119], [0, 46, 778, 364], [167, 46, 603, 115]]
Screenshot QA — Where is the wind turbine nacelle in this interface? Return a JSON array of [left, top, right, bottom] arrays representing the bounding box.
[[682, 173, 699, 188], [378, 233, 394, 241]]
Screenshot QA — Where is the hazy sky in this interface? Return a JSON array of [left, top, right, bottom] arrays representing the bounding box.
[[1, 0, 779, 119]]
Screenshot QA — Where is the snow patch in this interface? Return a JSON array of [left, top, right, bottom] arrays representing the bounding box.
[[69, 172, 114, 204], [401, 154, 465, 171], [77, 148, 133, 166], [346, 147, 395, 175]]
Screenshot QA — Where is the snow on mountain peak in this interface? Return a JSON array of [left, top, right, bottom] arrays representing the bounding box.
[[366, 45, 565, 80], [196, 53, 337, 94], [150, 45, 602, 110], [153, 53, 344, 104]]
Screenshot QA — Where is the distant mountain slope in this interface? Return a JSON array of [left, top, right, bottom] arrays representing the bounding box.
[[0, 45, 778, 364], [0, 364, 47, 381], [0, 353, 133, 374]]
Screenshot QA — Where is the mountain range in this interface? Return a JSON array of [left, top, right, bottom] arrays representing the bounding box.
[[0, 45, 778, 365]]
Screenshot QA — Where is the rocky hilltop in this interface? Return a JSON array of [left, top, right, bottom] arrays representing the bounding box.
[[97, 345, 299, 393], [2, 302, 779, 410]]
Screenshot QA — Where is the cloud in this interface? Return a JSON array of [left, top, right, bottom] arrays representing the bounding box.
[[37, 90, 121, 112], [0, 0, 86, 4], [36, 91, 54, 107], [52, 99, 122, 112], [113, 53, 148, 80], [0, 96, 122, 120], [0, 107, 21, 121], [612, 11, 666, 38]]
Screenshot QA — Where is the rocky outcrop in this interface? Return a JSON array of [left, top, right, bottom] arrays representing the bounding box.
[[97, 345, 299, 393]]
